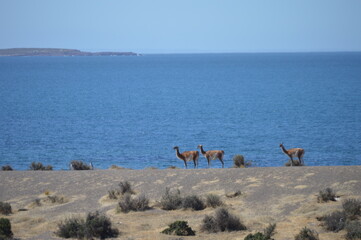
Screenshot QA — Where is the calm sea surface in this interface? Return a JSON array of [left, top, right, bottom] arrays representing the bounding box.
[[0, 53, 360, 170]]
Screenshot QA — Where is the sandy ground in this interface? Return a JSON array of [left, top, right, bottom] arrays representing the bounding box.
[[0, 165, 360, 240]]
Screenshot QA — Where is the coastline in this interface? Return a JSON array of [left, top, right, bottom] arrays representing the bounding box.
[[1, 165, 360, 239]]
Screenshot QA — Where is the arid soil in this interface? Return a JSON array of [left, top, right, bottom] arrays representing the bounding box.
[[0, 166, 360, 240]]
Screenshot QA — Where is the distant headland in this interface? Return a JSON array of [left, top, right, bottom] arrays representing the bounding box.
[[0, 48, 139, 56]]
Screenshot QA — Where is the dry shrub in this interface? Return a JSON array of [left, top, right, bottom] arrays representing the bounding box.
[[117, 194, 150, 213], [346, 221, 361, 240], [317, 188, 336, 203], [0, 202, 12, 215], [160, 188, 183, 210], [118, 181, 134, 195], [55, 211, 118, 239], [1, 165, 13, 171], [343, 199, 361, 220], [226, 190, 242, 198], [182, 195, 205, 211], [70, 160, 92, 170], [322, 211, 346, 232], [294, 227, 319, 240], [206, 194, 224, 208], [285, 160, 303, 167], [46, 195, 67, 204], [201, 208, 246, 233], [29, 162, 53, 170]]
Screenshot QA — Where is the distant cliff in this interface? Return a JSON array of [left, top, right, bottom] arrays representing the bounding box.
[[0, 48, 139, 56]]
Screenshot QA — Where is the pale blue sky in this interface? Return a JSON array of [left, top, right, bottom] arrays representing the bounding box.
[[1, 0, 361, 53]]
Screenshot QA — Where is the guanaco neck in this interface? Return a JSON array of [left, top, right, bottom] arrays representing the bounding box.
[[199, 146, 206, 155], [175, 148, 183, 159], [280, 145, 288, 155]]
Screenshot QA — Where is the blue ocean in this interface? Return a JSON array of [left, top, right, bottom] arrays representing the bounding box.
[[1, 53, 361, 170]]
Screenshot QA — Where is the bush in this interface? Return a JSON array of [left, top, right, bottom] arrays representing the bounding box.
[[317, 188, 336, 203], [56, 217, 84, 239], [108, 190, 121, 200], [201, 208, 246, 233], [29, 162, 53, 170], [118, 181, 134, 195], [55, 211, 118, 239], [200, 215, 219, 233], [244, 223, 277, 240], [244, 232, 268, 240], [117, 194, 150, 213], [294, 227, 319, 240], [182, 195, 205, 211], [160, 188, 183, 210], [46, 195, 66, 204], [233, 155, 251, 168], [0, 218, 13, 239], [206, 194, 224, 208], [226, 190, 242, 198], [263, 223, 277, 239], [1, 165, 13, 171], [343, 199, 361, 220], [322, 211, 346, 232], [233, 155, 245, 168], [0, 202, 12, 215], [285, 160, 303, 167], [70, 160, 92, 170], [346, 221, 361, 240], [161, 221, 195, 236]]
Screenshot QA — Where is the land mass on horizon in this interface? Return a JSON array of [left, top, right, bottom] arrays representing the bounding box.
[[0, 48, 138, 56]]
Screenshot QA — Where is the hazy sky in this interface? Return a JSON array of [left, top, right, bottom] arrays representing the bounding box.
[[1, 0, 361, 53]]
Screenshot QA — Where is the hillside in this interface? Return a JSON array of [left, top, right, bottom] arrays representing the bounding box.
[[0, 48, 138, 56]]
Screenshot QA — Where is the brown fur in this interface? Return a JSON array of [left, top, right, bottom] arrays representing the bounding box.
[[280, 143, 305, 166], [173, 146, 199, 169], [197, 145, 224, 168]]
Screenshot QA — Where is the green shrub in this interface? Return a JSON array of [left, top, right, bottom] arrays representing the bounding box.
[[1, 165, 13, 171], [0, 202, 12, 215], [117, 194, 150, 213], [201, 208, 246, 233], [206, 194, 224, 208], [343, 199, 361, 220], [182, 195, 205, 211], [55, 211, 118, 239], [29, 161, 53, 170], [0, 218, 13, 239], [294, 227, 319, 240], [317, 188, 336, 203], [345, 221, 361, 240], [160, 188, 183, 210], [322, 211, 346, 232], [70, 160, 91, 170], [244, 223, 277, 240], [244, 232, 268, 240], [161, 221, 195, 236]]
